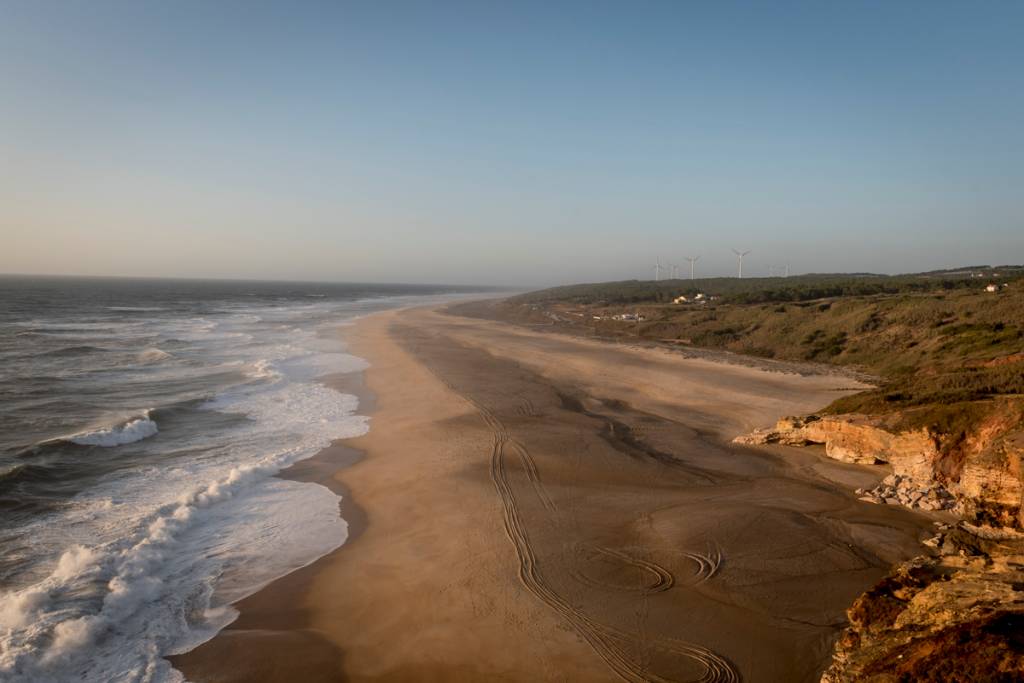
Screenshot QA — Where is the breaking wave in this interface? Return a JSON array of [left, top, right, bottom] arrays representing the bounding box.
[[0, 461, 297, 679], [0, 464, 29, 483], [0, 380, 367, 681], [67, 414, 158, 447], [0, 282, 467, 682], [247, 358, 282, 382]]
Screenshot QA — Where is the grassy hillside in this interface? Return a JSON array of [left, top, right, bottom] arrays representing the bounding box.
[[514, 267, 1023, 306], [499, 267, 1024, 435]]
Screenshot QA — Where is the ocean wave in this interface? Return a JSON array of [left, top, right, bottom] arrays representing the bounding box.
[[37, 345, 107, 358], [13, 321, 147, 332], [13, 402, 203, 459], [0, 287, 421, 681], [246, 359, 282, 382], [106, 306, 167, 312], [0, 429, 350, 681], [138, 348, 172, 363], [0, 464, 29, 483], [67, 414, 158, 447]]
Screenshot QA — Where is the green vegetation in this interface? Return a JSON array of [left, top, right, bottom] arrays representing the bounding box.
[[514, 267, 1024, 307], [504, 266, 1024, 434]]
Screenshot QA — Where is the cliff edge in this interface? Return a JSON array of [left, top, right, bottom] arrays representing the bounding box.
[[735, 402, 1024, 681]]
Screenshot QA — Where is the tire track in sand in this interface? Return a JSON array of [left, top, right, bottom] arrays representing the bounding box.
[[459, 390, 739, 683], [680, 545, 723, 586], [570, 545, 675, 595]]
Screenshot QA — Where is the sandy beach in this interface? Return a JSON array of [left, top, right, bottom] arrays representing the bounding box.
[[173, 303, 935, 683]]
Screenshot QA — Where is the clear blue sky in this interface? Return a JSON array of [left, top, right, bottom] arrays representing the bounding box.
[[2, 1, 1022, 285]]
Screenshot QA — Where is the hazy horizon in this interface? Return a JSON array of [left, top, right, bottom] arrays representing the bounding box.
[[3, 2, 1022, 286], [1, 261, 1021, 291]]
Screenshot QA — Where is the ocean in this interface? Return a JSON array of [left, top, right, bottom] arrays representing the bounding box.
[[0, 276, 484, 682]]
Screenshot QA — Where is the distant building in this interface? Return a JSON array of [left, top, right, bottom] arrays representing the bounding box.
[[985, 284, 999, 292], [675, 292, 707, 305]]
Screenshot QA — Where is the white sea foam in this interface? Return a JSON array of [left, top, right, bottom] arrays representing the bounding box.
[[0, 294, 450, 682], [279, 349, 368, 381], [0, 418, 355, 680], [247, 358, 282, 382], [0, 589, 49, 631], [50, 545, 101, 581], [68, 415, 158, 447]]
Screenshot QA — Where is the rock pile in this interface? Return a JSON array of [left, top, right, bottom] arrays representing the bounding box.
[[854, 473, 956, 512], [735, 405, 1024, 530]]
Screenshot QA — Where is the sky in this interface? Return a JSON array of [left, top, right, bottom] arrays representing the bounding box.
[[1, 1, 1022, 286]]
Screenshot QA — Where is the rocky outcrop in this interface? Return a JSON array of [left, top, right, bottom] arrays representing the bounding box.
[[735, 410, 1024, 529], [820, 526, 1024, 683], [957, 426, 1024, 528], [735, 414, 937, 471], [737, 403, 1024, 680], [854, 473, 955, 512]]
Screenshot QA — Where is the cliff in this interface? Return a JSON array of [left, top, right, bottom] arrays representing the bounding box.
[[496, 275, 1024, 680], [820, 526, 1024, 683], [734, 401, 1024, 681], [735, 400, 1024, 529]]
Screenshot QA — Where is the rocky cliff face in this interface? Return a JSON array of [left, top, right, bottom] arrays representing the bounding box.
[[735, 404, 1024, 529], [957, 416, 1024, 529], [735, 402, 1024, 681], [820, 527, 1024, 683], [736, 414, 937, 469]]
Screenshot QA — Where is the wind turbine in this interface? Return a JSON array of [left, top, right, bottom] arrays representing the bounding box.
[[670, 263, 680, 279], [685, 255, 700, 280], [732, 249, 750, 278], [653, 257, 663, 281]]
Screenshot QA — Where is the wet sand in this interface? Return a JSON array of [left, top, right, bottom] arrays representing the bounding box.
[[173, 304, 935, 682]]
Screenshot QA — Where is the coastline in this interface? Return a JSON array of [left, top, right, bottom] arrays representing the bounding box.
[[168, 345, 377, 683], [165, 368, 374, 683], [173, 303, 937, 682]]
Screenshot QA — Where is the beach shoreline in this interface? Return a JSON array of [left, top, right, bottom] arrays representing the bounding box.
[[167, 346, 377, 683], [172, 303, 937, 682]]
